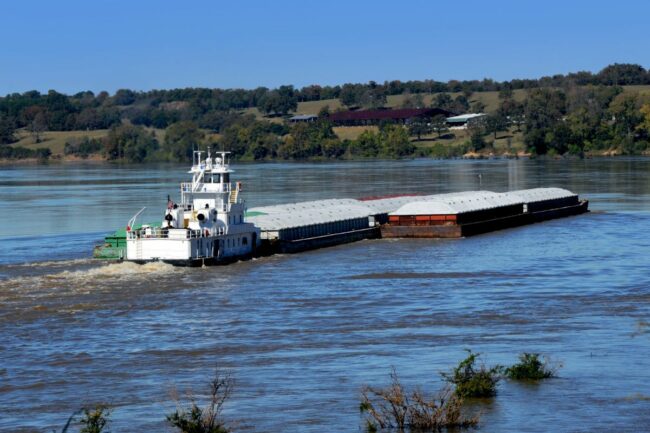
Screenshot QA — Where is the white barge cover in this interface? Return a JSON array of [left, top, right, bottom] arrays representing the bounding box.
[[502, 188, 577, 202], [390, 191, 525, 216], [248, 188, 580, 230], [247, 198, 374, 231]]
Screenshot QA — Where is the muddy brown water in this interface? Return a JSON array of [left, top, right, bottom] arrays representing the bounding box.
[[1, 158, 650, 432]]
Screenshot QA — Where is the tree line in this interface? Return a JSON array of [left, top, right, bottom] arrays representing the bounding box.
[[3, 63, 650, 161], [59, 116, 418, 163], [1, 63, 649, 140]]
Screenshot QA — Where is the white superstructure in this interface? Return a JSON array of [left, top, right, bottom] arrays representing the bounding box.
[[125, 150, 260, 266]]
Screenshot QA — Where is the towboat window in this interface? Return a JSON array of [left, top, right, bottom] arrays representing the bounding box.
[[223, 173, 230, 183], [213, 173, 221, 183]]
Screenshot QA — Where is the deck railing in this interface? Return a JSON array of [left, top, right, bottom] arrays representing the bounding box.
[[181, 182, 231, 193], [126, 228, 203, 240]]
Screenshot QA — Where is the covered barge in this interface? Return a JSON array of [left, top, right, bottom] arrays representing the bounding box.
[[246, 188, 588, 253], [381, 188, 588, 238]]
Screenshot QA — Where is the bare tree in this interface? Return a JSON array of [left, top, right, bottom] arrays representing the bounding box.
[[29, 112, 48, 143], [360, 368, 479, 432], [168, 368, 234, 433]]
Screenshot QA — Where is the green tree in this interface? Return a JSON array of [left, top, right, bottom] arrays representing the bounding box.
[[470, 101, 486, 113], [360, 87, 387, 109], [349, 130, 380, 157], [523, 88, 566, 154], [452, 95, 470, 113], [637, 103, 650, 135], [609, 93, 642, 140], [104, 124, 159, 162], [484, 114, 507, 139], [408, 117, 430, 140], [380, 124, 415, 157], [113, 88, 137, 105], [432, 93, 453, 111], [163, 121, 205, 161], [277, 120, 339, 159], [498, 86, 514, 100], [0, 115, 16, 144], [258, 85, 298, 116], [431, 114, 448, 138], [339, 84, 361, 107]]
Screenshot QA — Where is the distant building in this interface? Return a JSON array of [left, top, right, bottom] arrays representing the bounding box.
[[446, 113, 487, 129], [327, 108, 453, 126], [289, 114, 318, 123]]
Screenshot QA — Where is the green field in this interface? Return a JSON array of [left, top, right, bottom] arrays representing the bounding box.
[[12, 129, 109, 155]]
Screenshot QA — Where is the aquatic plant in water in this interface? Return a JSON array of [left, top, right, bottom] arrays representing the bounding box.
[[58, 405, 111, 433], [360, 368, 479, 432], [167, 368, 233, 433], [441, 350, 502, 398], [504, 353, 557, 381]]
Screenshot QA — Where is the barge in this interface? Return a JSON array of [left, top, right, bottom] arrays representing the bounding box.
[[381, 188, 588, 238], [94, 155, 589, 265]]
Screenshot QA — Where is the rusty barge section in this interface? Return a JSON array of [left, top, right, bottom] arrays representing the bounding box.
[[246, 188, 589, 254], [381, 188, 589, 238]]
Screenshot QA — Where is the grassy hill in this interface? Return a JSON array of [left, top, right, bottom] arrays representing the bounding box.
[[12, 130, 109, 155]]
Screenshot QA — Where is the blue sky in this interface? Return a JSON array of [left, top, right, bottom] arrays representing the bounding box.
[[1, 0, 649, 94]]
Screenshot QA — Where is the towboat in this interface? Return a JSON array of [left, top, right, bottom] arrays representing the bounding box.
[[121, 150, 260, 266]]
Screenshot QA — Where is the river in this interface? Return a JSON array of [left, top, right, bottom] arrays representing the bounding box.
[[1, 158, 649, 432]]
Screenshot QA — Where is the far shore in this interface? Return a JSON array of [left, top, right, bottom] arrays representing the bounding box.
[[3, 149, 649, 166]]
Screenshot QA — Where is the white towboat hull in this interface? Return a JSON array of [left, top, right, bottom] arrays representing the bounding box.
[[126, 230, 260, 266]]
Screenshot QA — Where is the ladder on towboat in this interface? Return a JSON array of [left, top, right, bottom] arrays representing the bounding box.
[[229, 189, 239, 204]]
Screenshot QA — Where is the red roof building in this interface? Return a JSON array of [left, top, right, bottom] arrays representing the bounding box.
[[327, 107, 453, 126]]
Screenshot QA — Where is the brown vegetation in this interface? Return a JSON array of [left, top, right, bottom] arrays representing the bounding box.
[[360, 368, 479, 432]]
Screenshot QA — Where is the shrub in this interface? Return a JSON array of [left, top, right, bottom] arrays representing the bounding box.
[[78, 405, 111, 433], [64, 137, 103, 158], [57, 405, 110, 433], [442, 350, 502, 398], [360, 368, 479, 432], [504, 353, 557, 381], [167, 368, 233, 433], [0, 145, 51, 160]]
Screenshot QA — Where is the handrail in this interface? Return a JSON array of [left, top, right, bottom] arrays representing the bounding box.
[[126, 228, 205, 240], [127, 207, 146, 231], [181, 182, 231, 192]]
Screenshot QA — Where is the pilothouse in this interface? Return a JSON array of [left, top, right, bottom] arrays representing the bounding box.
[[125, 150, 260, 266]]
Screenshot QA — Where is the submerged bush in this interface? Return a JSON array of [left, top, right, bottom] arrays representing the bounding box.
[[167, 368, 233, 433], [360, 368, 479, 432], [504, 353, 557, 381], [58, 404, 110, 433], [78, 405, 111, 433], [442, 350, 502, 398]]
